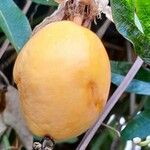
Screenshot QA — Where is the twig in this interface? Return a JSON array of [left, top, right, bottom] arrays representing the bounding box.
[[0, 53, 17, 70], [0, 0, 32, 59], [96, 19, 111, 38], [126, 41, 134, 62], [0, 70, 10, 86], [22, 0, 32, 15], [110, 138, 121, 150], [76, 56, 144, 150], [0, 40, 10, 59], [102, 123, 120, 137], [103, 41, 124, 51], [130, 96, 148, 118], [30, 4, 40, 23], [126, 41, 136, 115]]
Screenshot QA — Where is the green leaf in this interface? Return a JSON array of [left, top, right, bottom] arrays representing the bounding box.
[[111, 61, 150, 95], [121, 110, 150, 141], [112, 73, 150, 95], [0, 0, 32, 52], [144, 96, 150, 110], [134, 13, 143, 33], [32, 0, 58, 6], [110, 0, 150, 64], [135, 0, 150, 38], [111, 61, 150, 82], [91, 131, 109, 150]]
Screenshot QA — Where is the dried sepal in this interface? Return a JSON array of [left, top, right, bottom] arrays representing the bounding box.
[[95, 0, 113, 22], [3, 86, 32, 150], [33, 0, 113, 33]]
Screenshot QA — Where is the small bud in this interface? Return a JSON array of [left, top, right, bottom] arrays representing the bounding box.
[[146, 135, 150, 140], [133, 137, 141, 144], [32, 142, 42, 150], [119, 117, 125, 125]]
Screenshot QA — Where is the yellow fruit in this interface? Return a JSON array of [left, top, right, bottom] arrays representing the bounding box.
[[13, 21, 111, 141]]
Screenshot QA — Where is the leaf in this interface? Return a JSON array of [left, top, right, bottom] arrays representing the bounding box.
[[3, 86, 32, 150], [111, 61, 150, 95], [134, 13, 143, 33], [0, 0, 32, 52], [110, 0, 150, 64], [121, 110, 150, 141], [144, 96, 150, 110], [91, 132, 109, 150], [112, 73, 150, 95], [32, 0, 57, 6], [111, 61, 150, 82], [135, 0, 150, 38]]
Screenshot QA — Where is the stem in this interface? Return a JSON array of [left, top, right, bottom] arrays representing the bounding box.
[[76, 56, 144, 150], [126, 41, 136, 115], [0, 40, 9, 59], [73, 15, 83, 25], [22, 0, 32, 15], [97, 19, 111, 38], [0, 70, 10, 86], [102, 123, 120, 137], [139, 139, 150, 147], [73, 1, 85, 26]]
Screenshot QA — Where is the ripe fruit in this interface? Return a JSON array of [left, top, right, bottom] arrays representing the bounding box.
[[13, 21, 111, 141]]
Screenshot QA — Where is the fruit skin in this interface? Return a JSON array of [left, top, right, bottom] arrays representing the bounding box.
[[13, 21, 111, 141]]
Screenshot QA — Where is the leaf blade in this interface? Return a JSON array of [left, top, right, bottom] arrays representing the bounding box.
[[0, 0, 32, 52], [121, 110, 150, 140], [110, 0, 150, 64], [112, 73, 150, 95], [135, 0, 150, 38], [111, 61, 150, 95]]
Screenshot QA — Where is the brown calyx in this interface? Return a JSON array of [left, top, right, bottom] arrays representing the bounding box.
[[33, 0, 99, 34]]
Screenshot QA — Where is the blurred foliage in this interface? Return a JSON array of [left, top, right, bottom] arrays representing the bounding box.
[[122, 109, 150, 140], [32, 0, 58, 6]]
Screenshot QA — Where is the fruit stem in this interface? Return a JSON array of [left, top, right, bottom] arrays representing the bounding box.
[[76, 56, 144, 150], [73, 15, 84, 25], [72, 0, 85, 25]]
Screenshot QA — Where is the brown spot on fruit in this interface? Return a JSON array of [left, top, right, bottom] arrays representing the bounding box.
[[87, 80, 100, 110]]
